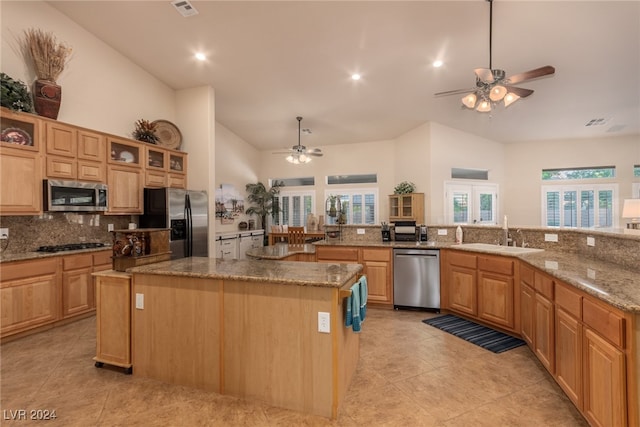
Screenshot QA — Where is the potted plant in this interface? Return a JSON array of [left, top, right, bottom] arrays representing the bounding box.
[[394, 181, 416, 194], [0, 73, 34, 113], [132, 119, 159, 144], [23, 28, 72, 119], [245, 181, 284, 240], [328, 195, 338, 217]]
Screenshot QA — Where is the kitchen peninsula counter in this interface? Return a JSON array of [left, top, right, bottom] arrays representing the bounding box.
[[128, 257, 362, 419]]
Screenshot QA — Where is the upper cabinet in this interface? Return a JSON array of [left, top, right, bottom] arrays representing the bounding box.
[[108, 137, 142, 168], [389, 193, 424, 223]]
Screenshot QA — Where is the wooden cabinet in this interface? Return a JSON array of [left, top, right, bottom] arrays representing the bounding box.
[[62, 253, 95, 318], [442, 250, 478, 316], [556, 307, 582, 409], [0, 258, 59, 337], [315, 246, 393, 306], [107, 164, 143, 214], [0, 146, 42, 215], [520, 282, 535, 348], [477, 255, 515, 329], [534, 292, 555, 373], [93, 271, 132, 371], [389, 193, 424, 223]]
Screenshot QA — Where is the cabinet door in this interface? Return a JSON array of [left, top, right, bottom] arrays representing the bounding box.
[[477, 271, 514, 329], [0, 147, 42, 215], [45, 121, 77, 157], [520, 283, 535, 348], [362, 260, 391, 304], [62, 266, 94, 317], [95, 274, 131, 366], [555, 308, 582, 410], [1, 273, 58, 336], [583, 327, 627, 427], [534, 292, 555, 373], [77, 130, 106, 162], [107, 165, 143, 214], [448, 265, 477, 316]]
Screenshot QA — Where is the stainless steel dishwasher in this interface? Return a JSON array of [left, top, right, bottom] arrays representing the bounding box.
[[393, 248, 440, 311]]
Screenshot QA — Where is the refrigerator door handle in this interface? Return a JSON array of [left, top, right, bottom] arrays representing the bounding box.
[[184, 194, 191, 257]]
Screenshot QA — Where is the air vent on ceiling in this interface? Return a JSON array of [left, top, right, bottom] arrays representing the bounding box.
[[171, 0, 198, 17], [584, 118, 610, 127], [301, 128, 312, 135]]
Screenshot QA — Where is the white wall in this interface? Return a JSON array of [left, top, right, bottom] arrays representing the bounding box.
[[429, 122, 506, 225], [215, 123, 262, 234], [394, 122, 431, 221], [504, 134, 640, 226], [1, 1, 176, 137]]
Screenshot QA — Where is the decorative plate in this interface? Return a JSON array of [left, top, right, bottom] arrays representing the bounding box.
[[153, 120, 182, 150], [119, 150, 135, 163], [1, 127, 32, 146]]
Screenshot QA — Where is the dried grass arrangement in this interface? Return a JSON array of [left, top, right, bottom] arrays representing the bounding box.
[[23, 28, 72, 83]]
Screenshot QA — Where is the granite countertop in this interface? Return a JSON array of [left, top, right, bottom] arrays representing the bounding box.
[[246, 243, 316, 260], [0, 245, 112, 263], [129, 256, 363, 289]]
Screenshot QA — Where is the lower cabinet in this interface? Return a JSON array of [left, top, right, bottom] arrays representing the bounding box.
[[62, 254, 94, 318], [443, 251, 478, 316], [520, 282, 535, 348], [477, 256, 515, 329], [534, 291, 555, 373], [315, 246, 393, 306], [93, 271, 132, 371], [0, 258, 59, 337]]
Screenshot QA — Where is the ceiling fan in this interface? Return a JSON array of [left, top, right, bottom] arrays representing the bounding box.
[[273, 116, 323, 164], [435, 0, 555, 112]]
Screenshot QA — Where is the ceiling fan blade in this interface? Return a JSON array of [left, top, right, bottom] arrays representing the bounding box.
[[504, 86, 534, 98], [435, 87, 477, 97], [272, 150, 293, 154], [306, 148, 322, 153], [307, 152, 323, 157], [507, 65, 555, 85], [474, 68, 494, 83]]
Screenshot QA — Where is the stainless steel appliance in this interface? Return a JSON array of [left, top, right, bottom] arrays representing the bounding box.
[[393, 248, 440, 311], [43, 180, 108, 212], [140, 188, 208, 259], [393, 220, 417, 241]]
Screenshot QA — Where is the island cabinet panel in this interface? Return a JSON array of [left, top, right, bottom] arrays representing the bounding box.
[[555, 307, 583, 410], [534, 292, 555, 373], [223, 281, 335, 418], [94, 271, 132, 369], [0, 258, 59, 337], [315, 246, 359, 263], [520, 282, 535, 349], [133, 275, 222, 392]]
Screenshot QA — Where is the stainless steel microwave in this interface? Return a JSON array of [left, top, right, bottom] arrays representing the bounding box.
[[43, 180, 108, 212]]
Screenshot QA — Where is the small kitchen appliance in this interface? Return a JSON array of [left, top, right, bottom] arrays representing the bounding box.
[[419, 225, 428, 241], [381, 222, 391, 242], [393, 220, 417, 241]]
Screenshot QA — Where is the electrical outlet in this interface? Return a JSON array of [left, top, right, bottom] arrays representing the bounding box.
[[135, 293, 144, 309], [318, 312, 330, 333], [587, 236, 595, 247], [544, 233, 558, 242], [0, 228, 8, 240], [108, 223, 114, 232], [437, 229, 448, 236], [545, 260, 559, 270], [357, 228, 365, 235]]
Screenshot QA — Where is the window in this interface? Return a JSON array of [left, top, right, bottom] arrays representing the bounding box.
[[541, 166, 616, 181], [324, 188, 378, 225], [445, 182, 498, 224], [541, 184, 617, 228], [271, 177, 314, 186], [273, 191, 315, 227], [634, 165, 640, 178], [327, 174, 377, 185]]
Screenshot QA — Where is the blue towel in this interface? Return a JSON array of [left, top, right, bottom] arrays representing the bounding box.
[[359, 275, 368, 322], [345, 281, 362, 332]]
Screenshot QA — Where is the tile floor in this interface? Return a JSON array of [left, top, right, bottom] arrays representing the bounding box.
[[0, 309, 588, 426]]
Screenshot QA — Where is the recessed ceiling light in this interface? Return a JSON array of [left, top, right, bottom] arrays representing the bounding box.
[[195, 52, 206, 61], [433, 60, 443, 68], [351, 73, 361, 81]]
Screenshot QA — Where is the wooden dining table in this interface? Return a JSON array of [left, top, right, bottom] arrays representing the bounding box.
[[268, 231, 325, 246]]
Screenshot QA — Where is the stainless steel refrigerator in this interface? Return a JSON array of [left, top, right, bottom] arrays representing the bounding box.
[[140, 188, 209, 259]]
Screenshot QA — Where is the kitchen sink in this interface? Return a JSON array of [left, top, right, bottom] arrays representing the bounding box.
[[456, 243, 544, 255]]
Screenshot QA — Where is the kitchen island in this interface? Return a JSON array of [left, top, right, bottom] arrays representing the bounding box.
[[128, 257, 362, 419]]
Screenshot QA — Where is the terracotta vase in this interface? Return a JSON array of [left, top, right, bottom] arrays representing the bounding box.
[[33, 79, 62, 119]]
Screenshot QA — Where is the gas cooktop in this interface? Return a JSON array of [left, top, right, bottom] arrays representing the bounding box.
[[36, 242, 108, 253]]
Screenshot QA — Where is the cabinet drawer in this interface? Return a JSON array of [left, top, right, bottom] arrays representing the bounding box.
[[316, 246, 359, 262], [583, 298, 625, 348], [447, 250, 477, 269], [534, 271, 554, 299], [93, 250, 113, 267], [0, 258, 58, 282], [478, 255, 513, 275], [361, 248, 391, 262], [555, 281, 582, 319], [520, 263, 534, 286], [46, 156, 77, 179], [146, 170, 167, 187], [63, 254, 93, 271], [78, 160, 105, 182]]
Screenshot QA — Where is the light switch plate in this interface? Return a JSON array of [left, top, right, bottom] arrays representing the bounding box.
[[0, 228, 8, 239], [318, 312, 330, 333], [437, 229, 448, 236], [357, 228, 365, 235], [107, 224, 114, 232], [544, 233, 558, 242], [135, 293, 144, 309], [587, 236, 595, 247]]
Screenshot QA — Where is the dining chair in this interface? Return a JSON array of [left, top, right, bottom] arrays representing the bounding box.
[[287, 226, 306, 245]]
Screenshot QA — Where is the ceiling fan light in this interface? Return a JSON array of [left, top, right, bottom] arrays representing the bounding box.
[[489, 85, 507, 101], [462, 93, 477, 109], [299, 154, 310, 163], [504, 93, 520, 107], [476, 100, 492, 112]]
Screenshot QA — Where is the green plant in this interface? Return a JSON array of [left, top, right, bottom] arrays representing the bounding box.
[[394, 181, 416, 194], [245, 181, 284, 230], [0, 73, 34, 112], [132, 119, 159, 144]]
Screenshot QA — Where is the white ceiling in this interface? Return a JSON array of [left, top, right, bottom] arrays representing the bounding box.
[[48, 1, 640, 151]]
